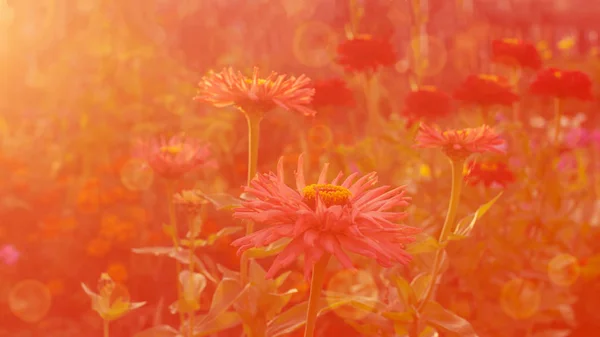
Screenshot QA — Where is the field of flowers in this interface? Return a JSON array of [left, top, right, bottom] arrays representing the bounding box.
[[1, 0, 600, 336]]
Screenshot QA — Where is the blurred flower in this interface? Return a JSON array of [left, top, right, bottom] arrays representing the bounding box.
[[415, 124, 506, 161], [81, 273, 145, 321], [336, 35, 397, 73], [232, 154, 421, 281], [464, 159, 516, 188], [454, 74, 519, 107], [86, 238, 112, 257], [100, 213, 136, 243], [139, 134, 214, 180], [107, 263, 129, 283], [564, 127, 600, 148], [173, 189, 208, 214], [491, 38, 542, 70], [402, 86, 453, 122], [0, 244, 20, 265], [530, 68, 593, 100], [195, 66, 316, 118], [311, 78, 355, 109]]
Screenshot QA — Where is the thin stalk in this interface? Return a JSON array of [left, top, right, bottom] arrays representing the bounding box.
[[417, 159, 464, 311], [304, 254, 331, 337], [166, 183, 185, 325], [188, 221, 196, 337], [553, 98, 562, 144], [103, 319, 109, 337]]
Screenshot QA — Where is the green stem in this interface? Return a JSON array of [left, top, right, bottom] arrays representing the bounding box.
[[304, 254, 331, 337], [166, 183, 185, 325], [103, 319, 109, 337], [362, 74, 381, 134], [417, 159, 464, 311], [188, 220, 196, 337], [553, 98, 562, 144]]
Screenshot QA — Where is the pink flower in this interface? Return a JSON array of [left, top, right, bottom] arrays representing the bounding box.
[[232, 155, 421, 280], [195, 66, 316, 118], [414, 124, 506, 161], [0, 244, 20, 265], [139, 134, 215, 180]]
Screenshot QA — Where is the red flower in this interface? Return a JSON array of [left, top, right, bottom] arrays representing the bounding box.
[[529, 68, 593, 100], [336, 35, 397, 73], [402, 86, 453, 122], [454, 74, 519, 107], [415, 124, 506, 161], [464, 159, 516, 187], [491, 38, 542, 70], [195, 67, 316, 118], [311, 78, 355, 109], [232, 155, 421, 280], [138, 134, 215, 180]]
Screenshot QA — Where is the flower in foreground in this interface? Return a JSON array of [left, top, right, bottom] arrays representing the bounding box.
[[530, 68, 593, 100], [336, 35, 397, 73], [195, 66, 316, 118], [491, 38, 542, 70], [415, 124, 506, 161], [81, 273, 145, 321], [453, 74, 519, 107], [231, 155, 421, 281], [139, 134, 214, 180]]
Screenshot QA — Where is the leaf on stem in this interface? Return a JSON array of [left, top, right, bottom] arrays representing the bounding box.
[[411, 272, 433, 303], [181, 226, 243, 247], [245, 237, 291, 259], [194, 191, 242, 210], [450, 192, 502, 239], [421, 301, 478, 337], [406, 233, 442, 255]]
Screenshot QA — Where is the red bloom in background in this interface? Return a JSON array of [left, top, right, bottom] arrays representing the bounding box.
[[311, 78, 355, 109], [415, 124, 506, 161], [491, 38, 542, 70], [403, 86, 453, 122], [454, 74, 519, 107], [464, 159, 516, 188], [529, 68, 593, 100], [336, 35, 397, 73], [232, 155, 421, 280], [138, 134, 215, 180], [195, 67, 316, 117]]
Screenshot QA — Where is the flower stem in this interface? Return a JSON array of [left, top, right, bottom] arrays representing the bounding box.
[[417, 159, 464, 311], [304, 254, 331, 337], [103, 319, 109, 337], [166, 183, 185, 325], [188, 220, 196, 337], [553, 98, 562, 144]]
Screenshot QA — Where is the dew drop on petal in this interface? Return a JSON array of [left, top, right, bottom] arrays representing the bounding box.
[[326, 269, 379, 320], [548, 253, 580, 287], [120, 158, 154, 191], [500, 277, 541, 320], [8, 279, 52, 323]]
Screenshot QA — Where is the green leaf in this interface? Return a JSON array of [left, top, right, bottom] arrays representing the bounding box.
[[453, 192, 502, 238], [410, 272, 432, 303], [421, 301, 478, 337], [192, 312, 242, 336], [392, 276, 416, 308], [245, 238, 291, 259], [182, 226, 243, 247], [195, 191, 242, 211], [131, 246, 217, 283], [406, 234, 441, 255]]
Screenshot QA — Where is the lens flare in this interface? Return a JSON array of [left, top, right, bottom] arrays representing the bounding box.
[[8, 279, 52, 323], [548, 253, 580, 287], [307, 124, 333, 149], [120, 158, 154, 191], [500, 277, 541, 320]]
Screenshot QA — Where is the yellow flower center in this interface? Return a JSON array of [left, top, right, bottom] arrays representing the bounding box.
[[443, 129, 474, 138], [478, 74, 499, 82], [502, 38, 521, 45], [553, 71, 562, 78], [244, 78, 270, 86], [302, 183, 352, 207], [160, 145, 183, 155]]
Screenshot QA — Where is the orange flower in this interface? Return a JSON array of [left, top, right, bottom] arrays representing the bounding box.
[[491, 38, 542, 70], [402, 86, 453, 122], [86, 238, 112, 257], [195, 66, 316, 118], [464, 159, 516, 187], [107, 263, 129, 283], [414, 124, 506, 161], [100, 214, 135, 243], [336, 35, 397, 73], [530, 68, 593, 100], [453, 74, 519, 107]]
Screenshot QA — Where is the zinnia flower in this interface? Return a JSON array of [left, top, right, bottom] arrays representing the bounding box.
[[414, 124, 506, 161], [231, 155, 421, 280], [402, 86, 453, 122], [464, 159, 516, 188], [195, 66, 316, 118], [491, 38, 542, 70], [454, 74, 519, 107], [139, 134, 214, 180], [336, 35, 397, 73], [311, 78, 355, 109], [530, 68, 593, 100]]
